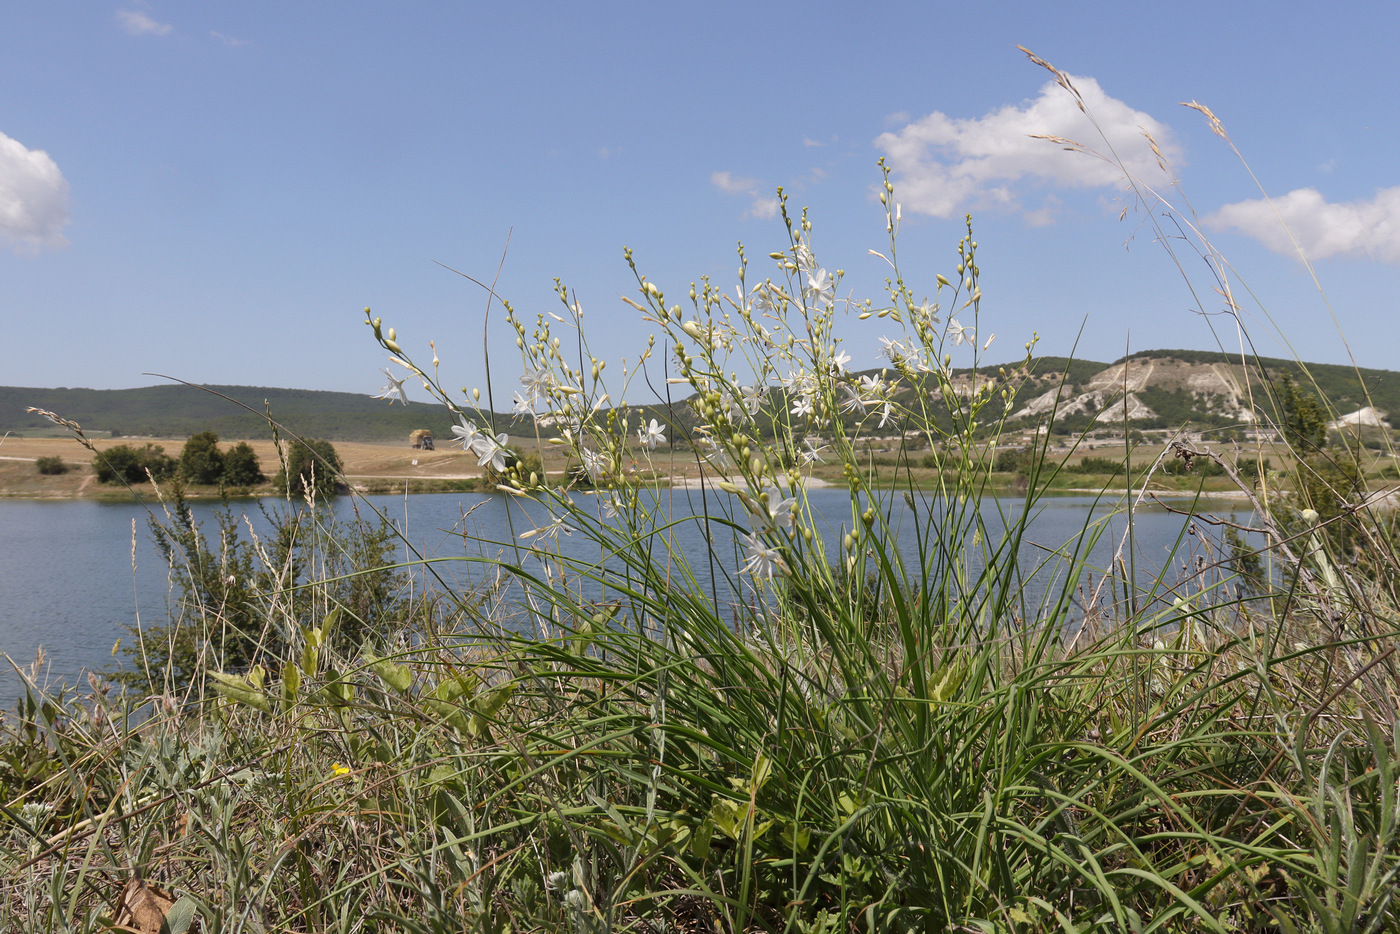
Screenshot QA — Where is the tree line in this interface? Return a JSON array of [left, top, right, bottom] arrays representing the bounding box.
[[90, 432, 345, 496]]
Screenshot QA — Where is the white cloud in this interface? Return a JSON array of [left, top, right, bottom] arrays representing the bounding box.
[[875, 75, 1180, 220], [117, 9, 172, 37], [750, 198, 779, 220], [211, 30, 249, 47], [1206, 186, 1400, 265], [711, 171, 758, 195], [0, 131, 71, 255], [711, 171, 778, 219]]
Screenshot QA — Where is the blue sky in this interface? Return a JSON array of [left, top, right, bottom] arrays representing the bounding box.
[[4, 1, 1399, 404]]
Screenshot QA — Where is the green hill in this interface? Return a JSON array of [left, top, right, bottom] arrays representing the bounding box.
[[4, 349, 1397, 446], [1, 384, 526, 444]]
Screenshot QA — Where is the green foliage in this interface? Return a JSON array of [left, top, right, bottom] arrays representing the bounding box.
[[18, 175, 1400, 934], [92, 443, 178, 484], [34, 455, 67, 475], [119, 488, 408, 687], [274, 438, 343, 496], [221, 441, 265, 486], [1, 383, 539, 443], [178, 430, 225, 484], [1276, 370, 1329, 451], [1067, 455, 1127, 475]]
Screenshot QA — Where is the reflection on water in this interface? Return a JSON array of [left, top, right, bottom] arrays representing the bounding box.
[[0, 488, 1255, 694]]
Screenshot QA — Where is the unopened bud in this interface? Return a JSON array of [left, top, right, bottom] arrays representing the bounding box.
[[473, 388, 480, 401]]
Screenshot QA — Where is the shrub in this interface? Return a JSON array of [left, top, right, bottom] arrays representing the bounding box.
[[274, 438, 343, 496], [92, 443, 178, 484], [179, 430, 225, 484], [222, 441, 265, 486], [35, 456, 68, 475], [123, 488, 409, 686]]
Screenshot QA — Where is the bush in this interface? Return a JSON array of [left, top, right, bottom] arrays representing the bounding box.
[[92, 443, 178, 484], [222, 441, 265, 486], [1070, 455, 1126, 475], [35, 456, 68, 475], [122, 488, 409, 686], [274, 438, 343, 496], [179, 430, 225, 484]]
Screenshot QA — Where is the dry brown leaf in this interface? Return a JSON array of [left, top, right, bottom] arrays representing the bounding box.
[[111, 876, 174, 934]]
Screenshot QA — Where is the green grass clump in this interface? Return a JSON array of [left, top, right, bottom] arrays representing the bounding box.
[[8, 144, 1400, 931]]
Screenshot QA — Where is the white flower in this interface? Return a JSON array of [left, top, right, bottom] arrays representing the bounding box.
[[519, 515, 576, 541], [511, 391, 534, 416], [752, 486, 797, 533], [520, 368, 552, 396], [637, 418, 666, 451], [372, 367, 410, 405], [839, 382, 866, 415], [794, 241, 818, 273], [472, 432, 511, 472], [877, 402, 894, 428], [831, 350, 851, 375], [791, 393, 814, 418], [799, 437, 827, 465], [749, 284, 776, 315], [739, 384, 765, 416], [452, 418, 480, 450], [947, 318, 973, 346], [700, 434, 731, 469], [857, 373, 886, 399], [912, 297, 941, 325], [803, 268, 834, 308], [600, 496, 620, 519], [580, 448, 608, 484], [878, 336, 906, 363], [740, 530, 788, 580]]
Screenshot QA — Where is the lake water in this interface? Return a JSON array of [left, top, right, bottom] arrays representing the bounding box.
[[0, 487, 1250, 697]]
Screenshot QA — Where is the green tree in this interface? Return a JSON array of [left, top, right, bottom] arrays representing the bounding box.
[[222, 442, 265, 486], [179, 431, 226, 485], [93, 443, 178, 484], [35, 456, 68, 475], [1276, 371, 1328, 452], [275, 438, 344, 497]]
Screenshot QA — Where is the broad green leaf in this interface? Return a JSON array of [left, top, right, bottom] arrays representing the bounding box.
[[165, 896, 199, 934], [369, 657, 413, 693], [209, 671, 271, 714]]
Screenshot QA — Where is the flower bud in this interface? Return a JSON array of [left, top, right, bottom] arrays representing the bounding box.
[[473, 388, 480, 401], [384, 339, 402, 354]]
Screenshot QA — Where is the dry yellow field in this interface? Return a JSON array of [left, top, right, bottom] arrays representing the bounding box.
[[0, 435, 504, 498], [0, 434, 716, 498]]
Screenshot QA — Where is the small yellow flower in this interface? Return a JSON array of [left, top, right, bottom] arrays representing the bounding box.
[[331, 763, 352, 777]]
